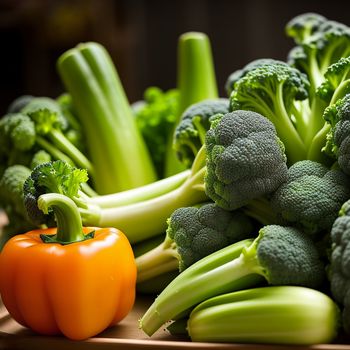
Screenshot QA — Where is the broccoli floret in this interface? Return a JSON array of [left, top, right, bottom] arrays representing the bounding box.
[[135, 202, 255, 283], [317, 56, 350, 103], [7, 95, 34, 113], [205, 110, 288, 211], [285, 13, 327, 45], [173, 98, 229, 167], [306, 58, 350, 163], [20, 97, 94, 177], [229, 61, 309, 164], [133, 87, 179, 178], [23, 160, 88, 226], [0, 113, 36, 154], [140, 224, 325, 336], [0, 165, 32, 219], [287, 17, 350, 92], [329, 200, 350, 334], [225, 59, 279, 96], [271, 160, 350, 235]]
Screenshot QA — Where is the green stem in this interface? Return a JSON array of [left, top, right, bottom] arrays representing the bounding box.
[[307, 80, 350, 164], [81, 168, 208, 244], [57, 42, 156, 194], [37, 193, 87, 244], [243, 197, 277, 225], [36, 136, 75, 166], [49, 129, 95, 179], [274, 83, 307, 164], [89, 170, 190, 208], [304, 96, 328, 148], [136, 236, 180, 283], [164, 32, 218, 177], [140, 238, 263, 336]]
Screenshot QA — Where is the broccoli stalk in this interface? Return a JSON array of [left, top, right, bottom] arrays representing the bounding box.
[[164, 32, 219, 177], [135, 203, 255, 283], [187, 286, 340, 345], [140, 225, 325, 336], [57, 42, 157, 194]]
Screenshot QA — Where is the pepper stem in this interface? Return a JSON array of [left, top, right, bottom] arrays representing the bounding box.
[[38, 193, 90, 244]]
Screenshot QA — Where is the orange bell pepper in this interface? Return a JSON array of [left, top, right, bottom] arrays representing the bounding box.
[[0, 193, 137, 340]]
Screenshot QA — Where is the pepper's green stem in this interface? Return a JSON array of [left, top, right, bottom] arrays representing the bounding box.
[[38, 193, 89, 244]]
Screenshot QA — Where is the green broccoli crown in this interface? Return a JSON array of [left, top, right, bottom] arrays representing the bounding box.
[[287, 46, 309, 70], [303, 20, 350, 69], [322, 94, 350, 173], [230, 61, 310, 113], [205, 110, 288, 210], [23, 160, 88, 226], [0, 164, 32, 217], [7, 95, 34, 113], [317, 56, 350, 102], [255, 225, 325, 288], [174, 98, 229, 167], [329, 206, 350, 333], [21, 97, 68, 135], [0, 113, 36, 153], [225, 58, 279, 96], [285, 13, 327, 44], [166, 203, 255, 271], [271, 160, 350, 234]]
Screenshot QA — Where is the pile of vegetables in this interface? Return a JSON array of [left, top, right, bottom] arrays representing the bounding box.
[[1, 11, 350, 345]]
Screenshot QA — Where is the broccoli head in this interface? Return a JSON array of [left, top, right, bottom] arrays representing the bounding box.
[[0, 113, 36, 153], [329, 200, 350, 334], [23, 160, 88, 226], [229, 61, 309, 163], [135, 202, 255, 283], [173, 98, 229, 167], [271, 160, 350, 235], [321, 94, 350, 173], [0, 165, 32, 218], [7, 95, 34, 113], [287, 17, 350, 91], [205, 110, 288, 210], [317, 56, 350, 103], [285, 13, 327, 45], [225, 58, 279, 96]]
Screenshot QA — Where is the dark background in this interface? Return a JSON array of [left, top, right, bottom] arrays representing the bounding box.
[[1, 0, 350, 115]]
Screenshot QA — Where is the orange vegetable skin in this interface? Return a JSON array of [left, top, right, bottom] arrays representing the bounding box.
[[0, 226, 137, 340]]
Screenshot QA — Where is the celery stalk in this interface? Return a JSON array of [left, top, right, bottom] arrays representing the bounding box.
[[57, 42, 156, 194], [164, 32, 218, 177]]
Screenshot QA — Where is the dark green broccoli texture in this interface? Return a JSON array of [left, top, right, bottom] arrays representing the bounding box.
[[329, 200, 350, 333], [255, 225, 325, 287], [167, 203, 255, 271], [205, 110, 288, 210], [173, 98, 229, 167], [271, 160, 350, 235]]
